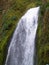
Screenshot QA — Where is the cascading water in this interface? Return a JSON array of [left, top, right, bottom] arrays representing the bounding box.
[[5, 7, 40, 65]]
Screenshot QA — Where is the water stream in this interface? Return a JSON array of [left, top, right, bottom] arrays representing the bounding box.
[[5, 6, 40, 65]]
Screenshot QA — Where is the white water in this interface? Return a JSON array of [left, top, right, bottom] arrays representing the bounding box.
[[5, 7, 40, 65]]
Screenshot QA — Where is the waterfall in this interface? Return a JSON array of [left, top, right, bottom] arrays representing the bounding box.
[[5, 7, 40, 65]]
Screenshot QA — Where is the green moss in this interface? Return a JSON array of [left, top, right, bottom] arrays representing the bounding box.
[[36, 2, 49, 65], [26, 2, 36, 10]]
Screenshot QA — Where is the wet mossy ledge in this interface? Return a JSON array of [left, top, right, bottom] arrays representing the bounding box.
[[0, 0, 49, 65]]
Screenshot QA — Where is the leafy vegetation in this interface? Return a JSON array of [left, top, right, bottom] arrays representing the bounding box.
[[0, 0, 49, 65]]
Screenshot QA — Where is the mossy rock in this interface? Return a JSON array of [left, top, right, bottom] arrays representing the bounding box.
[[26, 2, 36, 10], [37, 3, 49, 65]]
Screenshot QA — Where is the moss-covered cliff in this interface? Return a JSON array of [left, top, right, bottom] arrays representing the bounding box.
[[37, 2, 49, 65], [0, 0, 49, 65]]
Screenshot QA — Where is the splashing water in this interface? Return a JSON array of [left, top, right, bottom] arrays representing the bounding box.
[[5, 7, 40, 65]]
